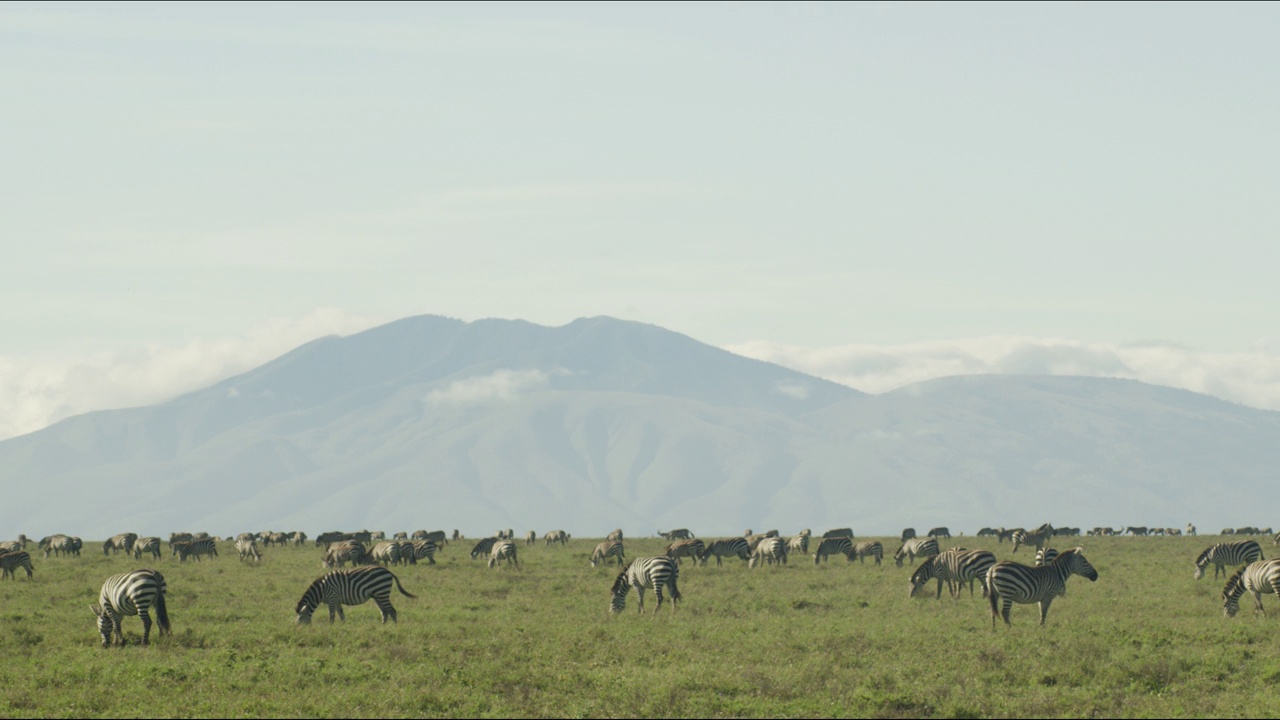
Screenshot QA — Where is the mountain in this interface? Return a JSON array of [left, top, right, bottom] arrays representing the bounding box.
[[2, 315, 1277, 539]]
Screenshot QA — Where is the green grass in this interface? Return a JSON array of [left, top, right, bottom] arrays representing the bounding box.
[[1, 535, 1278, 718]]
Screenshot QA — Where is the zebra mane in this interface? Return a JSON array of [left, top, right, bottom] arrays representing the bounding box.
[[1222, 566, 1247, 596], [295, 575, 327, 613], [610, 564, 633, 596], [1194, 546, 1214, 566]]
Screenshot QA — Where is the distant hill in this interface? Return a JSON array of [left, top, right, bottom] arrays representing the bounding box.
[[2, 315, 1277, 539]]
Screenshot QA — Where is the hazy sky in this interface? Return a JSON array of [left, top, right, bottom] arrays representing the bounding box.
[[4, 2, 1280, 439]]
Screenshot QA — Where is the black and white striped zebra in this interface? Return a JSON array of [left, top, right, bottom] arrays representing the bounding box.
[[894, 537, 940, 567], [0, 550, 34, 580], [609, 557, 681, 614], [812, 536, 854, 565], [1035, 548, 1060, 567], [700, 537, 751, 566], [488, 540, 520, 569], [787, 534, 809, 555], [909, 549, 995, 599], [104, 533, 138, 556], [852, 541, 884, 565], [1011, 524, 1054, 553], [471, 537, 499, 560], [235, 539, 262, 562], [658, 529, 695, 541], [295, 566, 416, 624], [323, 541, 369, 568], [90, 569, 171, 647], [749, 537, 788, 568], [1222, 559, 1280, 617], [986, 547, 1099, 627], [1195, 540, 1264, 580], [132, 537, 161, 561], [40, 535, 80, 558], [172, 538, 218, 562], [371, 542, 404, 566], [591, 540, 626, 568], [665, 539, 706, 566], [544, 530, 569, 546], [402, 540, 438, 565]]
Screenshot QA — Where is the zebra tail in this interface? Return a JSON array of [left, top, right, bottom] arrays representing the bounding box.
[[987, 581, 999, 628], [393, 573, 418, 599], [153, 590, 172, 636], [669, 575, 682, 602]]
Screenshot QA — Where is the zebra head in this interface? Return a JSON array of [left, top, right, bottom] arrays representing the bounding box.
[[1059, 548, 1099, 582], [893, 545, 907, 568], [609, 569, 632, 614], [89, 604, 111, 646], [1222, 567, 1247, 617], [908, 559, 936, 597], [1193, 548, 1212, 580]]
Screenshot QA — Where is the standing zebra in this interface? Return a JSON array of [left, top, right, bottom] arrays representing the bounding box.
[[894, 537, 940, 567], [812, 536, 854, 565], [0, 550, 34, 580], [609, 557, 681, 614], [852, 541, 884, 565], [590, 540, 626, 568], [1011, 524, 1054, 553], [749, 537, 788, 568], [488, 540, 520, 569], [787, 534, 809, 555], [665, 539, 706, 566], [172, 539, 218, 562], [471, 537, 499, 560], [701, 537, 751, 566], [295, 566, 416, 624], [1194, 540, 1264, 580], [525, 531, 537, 545], [658, 529, 695, 540], [1222, 559, 1280, 617], [403, 540, 438, 565], [1035, 548, 1060, 567], [90, 569, 171, 647], [235, 539, 262, 562], [986, 547, 1099, 628], [909, 549, 995, 599], [132, 537, 161, 561], [370, 542, 404, 566]]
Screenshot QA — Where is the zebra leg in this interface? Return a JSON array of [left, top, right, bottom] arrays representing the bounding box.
[[636, 587, 646, 614], [376, 598, 396, 623], [1253, 590, 1266, 617], [1038, 597, 1055, 626], [935, 578, 944, 600], [654, 586, 664, 613], [139, 610, 152, 646]]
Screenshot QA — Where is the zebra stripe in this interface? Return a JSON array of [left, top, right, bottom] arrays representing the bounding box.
[[1011, 524, 1054, 553], [235, 539, 262, 562], [323, 541, 369, 568], [104, 533, 138, 556], [371, 542, 404, 566], [701, 537, 751, 566], [813, 537, 854, 565], [173, 539, 219, 562], [591, 540, 626, 568], [749, 537, 788, 568], [1195, 540, 1264, 580], [910, 549, 996, 599], [132, 537, 161, 561], [894, 537, 940, 567], [1222, 559, 1280, 617], [0, 550, 34, 580], [488, 540, 520, 569], [544, 530, 569, 546], [91, 569, 171, 647], [1035, 548, 1060, 567], [665, 539, 706, 565], [470, 537, 499, 560], [609, 556, 680, 614], [400, 540, 437, 565], [852, 541, 884, 566], [986, 547, 1098, 627], [295, 566, 416, 624], [787, 534, 809, 555]]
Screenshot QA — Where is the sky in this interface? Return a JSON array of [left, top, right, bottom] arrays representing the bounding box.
[[4, 1, 1280, 440]]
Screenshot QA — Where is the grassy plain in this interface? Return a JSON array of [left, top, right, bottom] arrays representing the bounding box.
[[0, 533, 1278, 718]]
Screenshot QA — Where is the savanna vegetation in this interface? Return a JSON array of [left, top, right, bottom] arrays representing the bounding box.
[[1, 533, 1278, 718]]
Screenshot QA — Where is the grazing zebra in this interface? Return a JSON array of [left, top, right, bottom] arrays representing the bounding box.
[[323, 541, 369, 568], [813, 536, 854, 565], [977, 528, 998, 538], [658, 529, 694, 541], [901, 528, 917, 542], [1222, 559, 1280, 617], [488, 540, 520, 569], [0, 540, 20, 553], [40, 535, 78, 558], [168, 532, 194, 548], [290, 531, 308, 546], [235, 539, 262, 562], [452, 529, 462, 541], [526, 531, 537, 545], [295, 566, 416, 624], [894, 537, 940, 567], [822, 528, 854, 539], [927, 527, 951, 539], [700, 537, 751, 566], [1035, 548, 1060, 567], [590, 540, 626, 568], [1194, 540, 1264, 580], [402, 540, 438, 565], [787, 534, 809, 555], [607, 529, 624, 543], [911, 549, 996, 599], [471, 537, 500, 560], [370, 542, 404, 566], [749, 537, 788, 568], [172, 539, 218, 562], [132, 537, 161, 561], [986, 548, 1099, 628], [393, 532, 409, 541], [1012, 524, 1054, 553], [90, 569, 171, 647], [609, 557, 681, 614], [544, 530, 569, 546], [104, 533, 138, 556], [1126, 526, 1149, 536], [665, 539, 706, 566], [0, 550, 34, 580], [997, 528, 1020, 544], [412, 530, 448, 546], [852, 541, 884, 565]]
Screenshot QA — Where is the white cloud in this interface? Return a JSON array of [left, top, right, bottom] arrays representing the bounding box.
[[425, 370, 552, 407], [0, 308, 381, 441], [724, 336, 1280, 412], [773, 380, 811, 400]]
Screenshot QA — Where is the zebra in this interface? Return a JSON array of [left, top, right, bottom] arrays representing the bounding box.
[[977, 528, 999, 538], [235, 539, 262, 562], [323, 541, 369, 568], [169, 532, 194, 548], [606, 529, 624, 542], [852, 540, 884, 565], [787, 534, 809, 555], [901, 528, 917, 542], [1186, 524, 1197, 536], [412, 530, 448, 547], [894, 537, 940, 567], [370, 542, 404, 566], [525, 531, 537, 545], [609, 557, 681, 614], [290, 531, 308, 546], [986, 547, 1099, 628], [402, 540, 438, 565], [658, 529, 694, 540], [812, 536, 854, 565], [544, 530, 568, 546], [488, 540, 520, 569], [0, 540, 21, 553], [1011, 524, 1054, 553], [590, 540, 626, 568], [90, 569, 171, 647], [173, 539, 218, 562], [471, 537, 500, 560], [749, 537, 787, 568], [1035, 548, 1060, 567], [104, 533, 138, 556], [1222, 559, 1280, 617], [997, 528, 1021, 544], [822, 528, 854, 539], [40, 535, 77, 558], [132, 537, 161, 561], [295, 566, 416, 624], [910, 549, 997, 599], [701, 537, 751, 566], [1126, 526, 1149, 536], [0, 550, 35, 580], [665, 539, 706, 566], [927, 527, 951, 539], [1194, 540, 1264, 580]]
